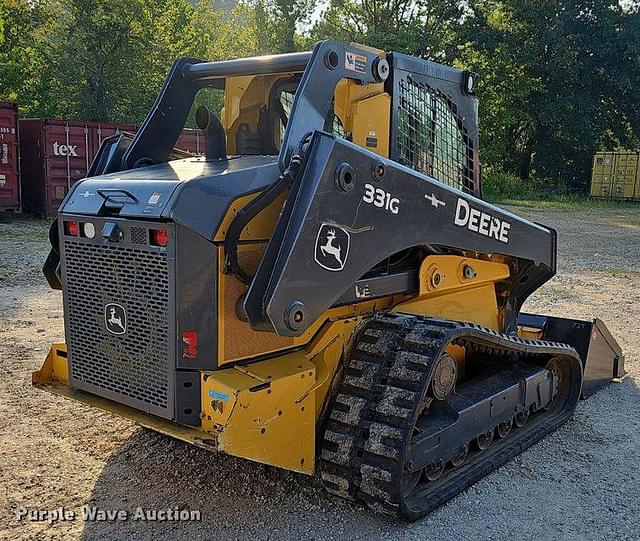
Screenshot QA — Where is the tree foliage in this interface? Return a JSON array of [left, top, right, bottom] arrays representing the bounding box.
[[0, 0, 639, 192], [459, 0, 640, 190], [311, 0, 466, 60]]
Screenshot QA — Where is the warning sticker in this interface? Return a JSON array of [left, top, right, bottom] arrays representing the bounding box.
[[345, 51, 367, 73]]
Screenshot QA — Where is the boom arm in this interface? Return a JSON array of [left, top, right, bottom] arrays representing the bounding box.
[[243, 132, 557, 336]]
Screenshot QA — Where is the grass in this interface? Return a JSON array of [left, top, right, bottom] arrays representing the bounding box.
[[0, 211, 51, 242], [487, 194, 640, 210], [0, 211, 51, 225]]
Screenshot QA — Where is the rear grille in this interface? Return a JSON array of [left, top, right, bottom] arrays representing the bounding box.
[[64, 237, 171, 415]]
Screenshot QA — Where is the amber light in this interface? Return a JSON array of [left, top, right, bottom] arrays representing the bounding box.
[[150, 228, 169, 247], [65, 220, 79, 236]]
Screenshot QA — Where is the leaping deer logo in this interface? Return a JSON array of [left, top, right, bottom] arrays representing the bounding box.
[[314, 224, 350, 271], [104, 303, 126, 335], [320, 229, 343, 267]]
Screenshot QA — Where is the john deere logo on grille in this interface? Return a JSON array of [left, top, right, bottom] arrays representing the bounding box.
[[314, 223, 350, 271], [104, 303, 127, 335]]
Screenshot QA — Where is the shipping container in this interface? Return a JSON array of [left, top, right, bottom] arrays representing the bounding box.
[[0, 102, 21, 211], [175, 128, 203, 155], [590, 151, 639, 200], [19, 118, 136, 216]]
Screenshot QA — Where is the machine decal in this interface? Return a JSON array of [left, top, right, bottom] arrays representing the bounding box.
[[363, 183, 400, 214], [355, 284, 372, 299], [345, 51, 367, 73], [314, 224, 350, 271], [208, 389, 229, 402], [454, 198, 511, 244], [104, 303, 126, 335], [424, 193, 446, 208], [79, 190, 94, 198]]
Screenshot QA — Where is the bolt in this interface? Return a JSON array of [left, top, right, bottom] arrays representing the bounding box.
[[430, 270, 442, 289], [463, 264, 477, 280]]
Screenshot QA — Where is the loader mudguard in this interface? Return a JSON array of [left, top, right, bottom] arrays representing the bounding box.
[[244, 132, 558, 336]]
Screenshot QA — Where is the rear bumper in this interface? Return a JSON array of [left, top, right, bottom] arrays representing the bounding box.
[[32, 343, 208, 447], [33, 342, 317, 474], [517, 314, 626, 398]]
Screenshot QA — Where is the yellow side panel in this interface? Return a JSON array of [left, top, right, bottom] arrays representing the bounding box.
[[213, 191, 286, 242], [32, 343, 69, 384], [201, 352, 316, 473], [396, 255, 510, 331], [351, 93, 390, 157], [399, 285, 501, 330]]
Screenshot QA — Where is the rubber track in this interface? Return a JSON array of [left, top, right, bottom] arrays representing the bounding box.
[[319, 312, 583, 520]]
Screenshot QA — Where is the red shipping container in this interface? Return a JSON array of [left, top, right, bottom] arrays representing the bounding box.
[[175, 128, 203, 156], [0, 102, 21, 211], [19, 118, 136, 216]]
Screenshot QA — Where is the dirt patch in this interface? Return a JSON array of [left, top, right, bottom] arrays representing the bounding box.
[[0, 207, 638, 540]]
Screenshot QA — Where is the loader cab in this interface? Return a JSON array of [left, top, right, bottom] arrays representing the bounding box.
[[183, 70, 386, 163], [105, 42, 479, 196], [192, 73, 347, 157]]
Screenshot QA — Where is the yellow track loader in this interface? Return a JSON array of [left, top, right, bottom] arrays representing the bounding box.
[[35, 41, 625, 520]]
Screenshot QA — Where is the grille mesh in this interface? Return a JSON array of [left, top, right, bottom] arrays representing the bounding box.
[[397, 77, 474, 193], [64, 239, 170, 411], [130, 226, 147, 245]]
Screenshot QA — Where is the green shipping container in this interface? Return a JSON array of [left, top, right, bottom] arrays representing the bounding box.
[[590, 151, 639, 200]]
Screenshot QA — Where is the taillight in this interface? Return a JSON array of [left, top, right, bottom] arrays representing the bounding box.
[[65, 220, 79, 236], [150, 228, 169, 247]]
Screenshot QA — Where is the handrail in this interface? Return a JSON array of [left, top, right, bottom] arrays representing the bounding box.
[[183, 51, 312, 80]]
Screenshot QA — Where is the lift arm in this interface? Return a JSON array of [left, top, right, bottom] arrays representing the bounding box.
[[243, 132, 557, 336]]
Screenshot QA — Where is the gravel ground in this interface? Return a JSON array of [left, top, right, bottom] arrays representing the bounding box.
[[0, 206, 638, 541]]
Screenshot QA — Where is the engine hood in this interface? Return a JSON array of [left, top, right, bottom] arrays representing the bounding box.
[[60, 155, 280, 240]]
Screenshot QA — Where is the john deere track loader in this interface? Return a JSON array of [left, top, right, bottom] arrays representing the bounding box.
[[35, 41, 625, 520]]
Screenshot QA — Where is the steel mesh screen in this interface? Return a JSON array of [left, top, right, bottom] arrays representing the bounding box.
[[278, 90, 344, 144], [397, 77, 474, 193], [64, 239, 170, 413]]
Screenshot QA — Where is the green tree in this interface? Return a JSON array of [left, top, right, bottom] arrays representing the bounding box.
[[459, 0, 640, 191], [0, 0, 61, 115], [312, 0, 465, 60], [254, 0, 314, 52]]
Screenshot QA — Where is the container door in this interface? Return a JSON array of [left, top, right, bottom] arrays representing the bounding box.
[[609, 152, 635, 200], [0, 104, 20, 210], [591, 153, 614, 198], [44, 121, 92, 216], [625, 154, 634, 199]]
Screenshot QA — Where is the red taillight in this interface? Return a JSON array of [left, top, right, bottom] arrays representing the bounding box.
[[182, 331, 198, 359], [65, 220, 79, 236], [150, 228, 169, 247]]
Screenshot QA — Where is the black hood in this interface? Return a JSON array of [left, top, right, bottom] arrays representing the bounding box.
[[60, 155, 279, 240]]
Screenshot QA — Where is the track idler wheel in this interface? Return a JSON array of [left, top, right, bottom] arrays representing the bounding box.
[[497, 419, 513, 438], [450, 443, 469, 467], [475, 429, 494, 450], [425, 461, 445, 481], [430, 353, 457, 400], [515, 409, 530, 428]]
